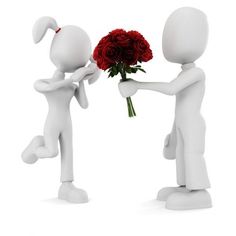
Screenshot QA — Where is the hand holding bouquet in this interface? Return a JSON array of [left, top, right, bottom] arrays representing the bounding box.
[[93, 29, 153, 117]]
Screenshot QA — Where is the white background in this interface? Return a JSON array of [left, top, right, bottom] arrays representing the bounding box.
[[0, 0, 235, 235]]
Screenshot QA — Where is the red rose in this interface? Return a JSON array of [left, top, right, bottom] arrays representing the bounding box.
[[102, 42, 121, 64], [93, 35, 111, 59], [135, 39, 149, 54], [127, 30, 145, 41], [98, 35, 111, 46], [110, 29, 130, 47], [97, 59, 111, 70], [140, 48, 153, 62], [93, 35, 114, 70], [93, 46, 101, 61], [128, 31, 153, 62], [94, 47, 112, 70], [122, 46, 139, 65]]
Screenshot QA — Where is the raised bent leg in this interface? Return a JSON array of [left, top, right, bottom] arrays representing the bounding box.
[[35, 128, 59, 158], [21, 135, 44, 164]]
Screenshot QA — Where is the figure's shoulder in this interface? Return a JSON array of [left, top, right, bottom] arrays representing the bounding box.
[[186, 67, 205, 81], [193, 67, 205, 78]]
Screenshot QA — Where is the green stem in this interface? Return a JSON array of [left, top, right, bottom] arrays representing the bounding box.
[[129, 97, 136, 116], [126, 98, 132, 117], [120, 63, 137, 117]]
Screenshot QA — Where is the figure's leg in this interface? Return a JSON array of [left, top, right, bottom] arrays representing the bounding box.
[[35, 128, 59, 158], [166, 120, 212, 210], [176, 128, 186, 186], [157, 128, 187, 201], [59, 126, 73, 182], [183, 121, 210, 190], [163, 122, 177, 160], [58, 124, 88, 204], [21, 136, 44, 164]]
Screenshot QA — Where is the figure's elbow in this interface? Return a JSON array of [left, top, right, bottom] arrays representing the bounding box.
[[34, 81, 51, 93], [166, 87, 176, 96], [77, 96, 89, 109], [167, 90, 176, 96], [33, 81, 44, 93], [75, 94, 89, 109], [80, 102, 89, 109]]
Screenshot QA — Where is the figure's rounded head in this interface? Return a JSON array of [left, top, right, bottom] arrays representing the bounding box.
[[50, 26, 91, 73], [32, 17, 91, 73], [162, 7, 208, 64]]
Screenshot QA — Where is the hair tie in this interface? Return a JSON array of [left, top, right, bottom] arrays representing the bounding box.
[[55, 27, 61, 34]]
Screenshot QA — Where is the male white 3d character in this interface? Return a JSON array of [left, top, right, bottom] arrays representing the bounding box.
[[119, 7, 212, 210], [22, 17, 100, 203]]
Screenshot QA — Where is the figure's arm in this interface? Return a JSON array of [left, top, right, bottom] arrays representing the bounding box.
[[163, 122, 177, 160], [138, 69, 202, 95], [34, 78, 73, 93], [87, 56, 101, 84], [74, 80, 88, 109], [34, 65, 97, 93], [119, 68, 204, 97], [71, 64, 98, 83], [85, 66, 101, 85]]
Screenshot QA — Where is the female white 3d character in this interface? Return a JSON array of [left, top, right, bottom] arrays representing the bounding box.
[[119, 7, 212, 210], [22, 17, 100, 203]]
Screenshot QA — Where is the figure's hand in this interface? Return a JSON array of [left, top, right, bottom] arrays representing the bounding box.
[[84, 63, 101, 85], [86, 62, 97, 72], [118, 79, 138, 98], [71, 65, 97, 83], [163, 134, 176, 160]]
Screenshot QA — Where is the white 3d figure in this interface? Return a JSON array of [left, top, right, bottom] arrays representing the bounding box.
[[22, 17, 100, 203], [119, 7, 212, 210]]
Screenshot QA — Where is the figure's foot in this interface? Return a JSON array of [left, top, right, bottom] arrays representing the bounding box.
[[166, 190, 212, 210], [157, 186, 188, 201], [58, 182, 88, 204], [21, 136, 44, 164]]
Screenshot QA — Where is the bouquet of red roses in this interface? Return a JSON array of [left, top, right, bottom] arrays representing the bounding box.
[[93, 29, 153, 117]]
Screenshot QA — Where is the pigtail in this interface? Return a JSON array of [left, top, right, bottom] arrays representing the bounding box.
[[32, 16, 60, 44]]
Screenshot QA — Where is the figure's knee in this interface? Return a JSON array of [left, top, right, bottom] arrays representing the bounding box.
[[184, 142, 205, 156], [49, 148, 59, 157], [182, 131, 205, 154], [34, 135, 44, 141], [21, 135, 44, 164], [59, 133, 73, 156], [35, 146, 59, 158]]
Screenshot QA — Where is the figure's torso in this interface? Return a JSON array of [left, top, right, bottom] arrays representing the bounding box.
[[175, 68, 205, 124], [41, 82, 76, 132], [43, 83, 76, 114]]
